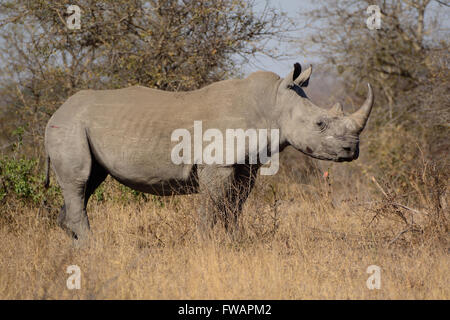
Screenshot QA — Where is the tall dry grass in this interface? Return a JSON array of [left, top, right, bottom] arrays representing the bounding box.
[[0, 151, 448, 299]]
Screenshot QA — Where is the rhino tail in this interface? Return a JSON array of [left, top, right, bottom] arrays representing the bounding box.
[[44, 154, 50, 188]]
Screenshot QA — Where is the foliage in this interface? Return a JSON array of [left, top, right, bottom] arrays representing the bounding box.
[[0, 156, 43, 203], [0, 0, 291, 155], [297, 0, 449, 195]]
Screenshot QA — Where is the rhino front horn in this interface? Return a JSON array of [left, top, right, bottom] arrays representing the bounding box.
[[351, 83, 374, 131]]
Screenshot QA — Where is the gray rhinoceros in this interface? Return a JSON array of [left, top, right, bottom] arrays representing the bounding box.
[[44, 63, 373, 240]]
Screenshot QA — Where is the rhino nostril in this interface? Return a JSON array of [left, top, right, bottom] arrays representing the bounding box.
[[343, 146, 352, 152]]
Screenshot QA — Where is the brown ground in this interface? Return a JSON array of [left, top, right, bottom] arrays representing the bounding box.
[[1, 155, 448, 299]]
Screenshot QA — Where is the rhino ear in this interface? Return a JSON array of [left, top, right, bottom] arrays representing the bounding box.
[[292, 62, 302, 81], [281, 62, 303, 88], [294, 65, 312, 87]]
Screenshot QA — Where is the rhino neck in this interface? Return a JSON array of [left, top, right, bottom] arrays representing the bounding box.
[[240, 72, 287, 143]]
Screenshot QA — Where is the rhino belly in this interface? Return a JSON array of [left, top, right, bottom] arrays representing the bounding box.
[[87, 127, 198, 195]]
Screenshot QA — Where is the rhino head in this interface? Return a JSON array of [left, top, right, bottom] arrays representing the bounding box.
[[276, 63, 374, 162]]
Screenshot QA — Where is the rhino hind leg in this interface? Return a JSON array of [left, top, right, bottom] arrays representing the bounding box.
[[57, 204, 71, 237], [47, 126, 101, 240], [57, 178, 91, 241], [55, 160, 107, 240], [83, 159, 108, 207]]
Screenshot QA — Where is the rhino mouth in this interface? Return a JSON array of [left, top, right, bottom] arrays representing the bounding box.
[[336, 149, 359, 162], [300, 146, 358, 162], [299, 148, 336, 161], [335, 156, 354, 162]]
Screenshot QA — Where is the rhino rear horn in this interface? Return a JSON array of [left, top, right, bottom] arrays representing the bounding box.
[[329, 102, 344, 116]]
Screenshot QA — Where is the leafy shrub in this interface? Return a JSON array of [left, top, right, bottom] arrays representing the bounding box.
[[0, 127, 60, 207], [0, 156, 42, 203]]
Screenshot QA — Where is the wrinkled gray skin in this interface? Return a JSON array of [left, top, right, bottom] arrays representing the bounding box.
[[44, 63, 374, 240]]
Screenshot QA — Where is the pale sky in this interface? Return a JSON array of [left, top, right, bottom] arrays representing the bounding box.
[[244, 0, 450, 77], [243, 0, 314, 77]]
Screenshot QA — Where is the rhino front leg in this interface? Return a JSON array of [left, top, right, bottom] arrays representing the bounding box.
[[197, 166, 234, 235], [223, 164, 259, 234], [197, 164, 258, 236]]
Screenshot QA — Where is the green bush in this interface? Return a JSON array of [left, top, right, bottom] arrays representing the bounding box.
[[0, 152, 162, 208], [0, 156, 46, 203]]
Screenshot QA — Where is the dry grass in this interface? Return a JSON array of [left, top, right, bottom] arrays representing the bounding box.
[[0, 161, 448, 300]]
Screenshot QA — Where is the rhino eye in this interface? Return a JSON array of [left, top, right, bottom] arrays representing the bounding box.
[[316, 120, 327, 131]]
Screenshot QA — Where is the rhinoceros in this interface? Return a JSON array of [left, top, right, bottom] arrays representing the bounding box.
[[44, 63, 373, 240]]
